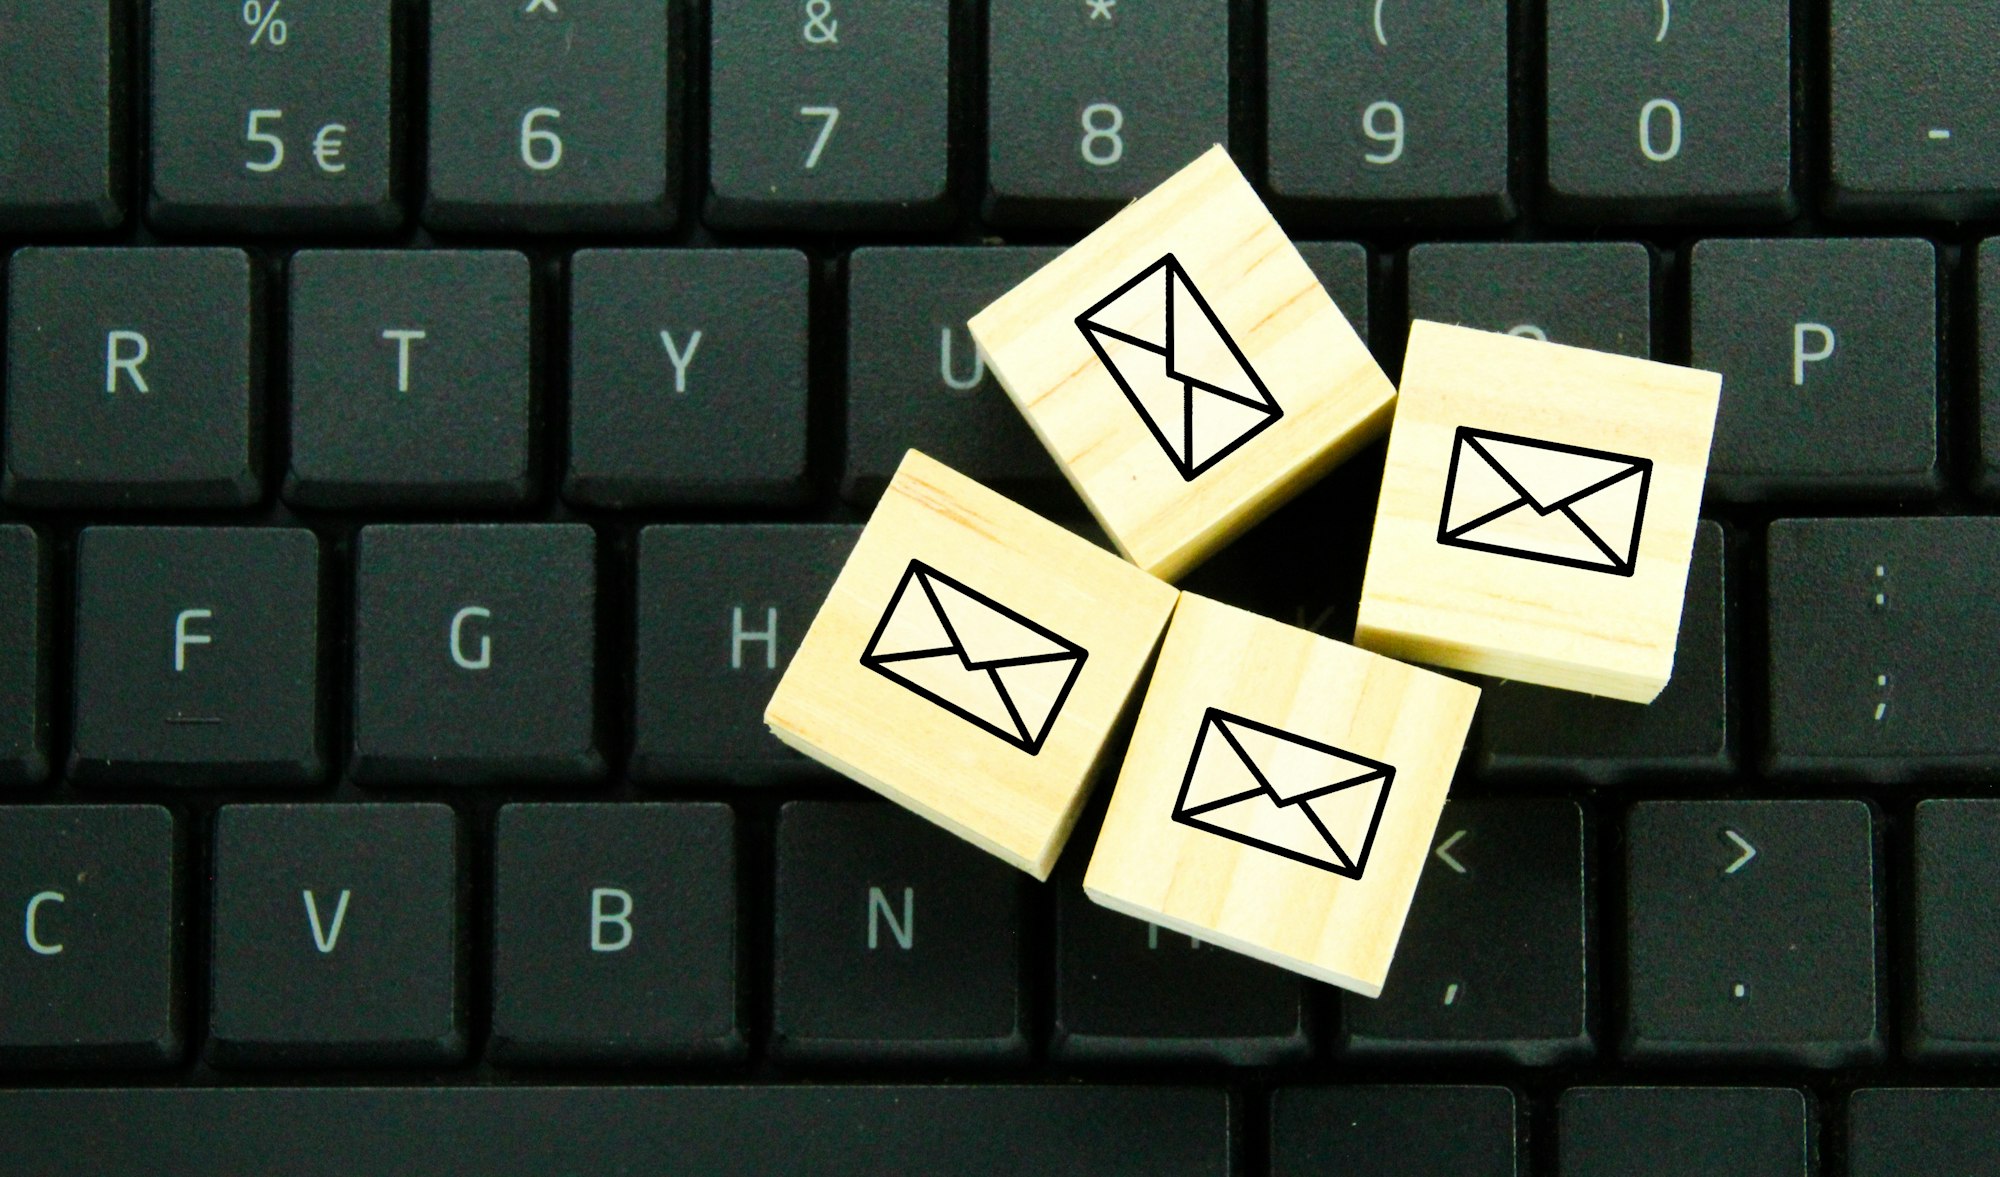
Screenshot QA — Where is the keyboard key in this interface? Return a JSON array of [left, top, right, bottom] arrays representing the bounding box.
[[0, 806, 179, 1068], [352, 524, 600, 785], [4, 248, 259, 508], [491, 804, 741, 1063], [149, 0, 399, 232], [1850, 1088, 2000, 1176], [1830, 2, 2000, 218], [632, 525, 858, 784], [985, 0, 1227, 225], [772, 802, 1026, 1062], [426, 0, 672, 232], [1266, 0, 1511, 223], [1767, 518, 2000, 778], [289, 250, 532, 508], [1546, 0, 1791, 219], [72, 527, 321, 786], [1480, 522, 1729, 782], [1910, 800, 2000, 1059], [708, 0, 949, 229], [0, 526, 47, 785], [844, 247, 1065, 504], [1053, 845, 1309, 1064], [1406, 241, 1651, 356], [1343, 799, 1589, 1065], [1560, 1087, 1809, 1177], [1271, 1086, 1517, 1177], [0, 1085, 1232, 1176], [1693, 238, 1939, 499], [1976, 239, 2000, 494], [209, 803, 463, 1067], [1624, 800, 1881, 1066], [567, 250, 808, 507], [0, 0, 125, 230], [1295, 242, 1372, 340]]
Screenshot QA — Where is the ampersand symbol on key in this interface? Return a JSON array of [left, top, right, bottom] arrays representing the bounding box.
[[802, 0, 838, 45]]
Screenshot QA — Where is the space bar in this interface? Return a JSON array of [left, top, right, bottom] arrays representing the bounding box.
[[0, 1084, 1232, 1176]]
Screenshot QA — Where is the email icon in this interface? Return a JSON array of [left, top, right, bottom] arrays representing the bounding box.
[[859, 559, 1089, 756], [1437, 426, 1654, 577], [1075, 253, 1283, 482], [1170, 707, 1395, 880]]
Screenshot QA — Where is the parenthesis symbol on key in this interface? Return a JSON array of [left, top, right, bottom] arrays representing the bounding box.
[[1656, 0, 1671, 42], [1372, 0, 1388, 46]]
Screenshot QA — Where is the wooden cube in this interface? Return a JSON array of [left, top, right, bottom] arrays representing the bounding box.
[[967, 145, 1393, 582], [1355, 321, 1722, 703], [764, 450, 1179, 880], [1083, 592, 1479, 997]]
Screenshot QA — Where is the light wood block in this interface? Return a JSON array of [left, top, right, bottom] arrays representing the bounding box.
[[764, 450, 1179, 880], [967, 144, 1393, 583], [1354, 320, 1723, 703], [1082, 592, 1479, 997]]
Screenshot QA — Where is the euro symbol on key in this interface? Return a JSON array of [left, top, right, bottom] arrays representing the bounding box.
[[312, 123, 348, 174], [802, 0, 838, 44]]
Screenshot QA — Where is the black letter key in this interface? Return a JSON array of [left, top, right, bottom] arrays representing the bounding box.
[[1693, 238, 1939, 500], [427, 0, 672, 232], [1831, 2, 2000, 218], [632, 524, 858, 784], [708, 0, 949, 230], [149, 0, 399, 232], [4, 248, 259, 509], [491, 803, 742, 1063], [72, 527, 322, 787], [1911, 800, 2000, 1059], [209, 803, 463, 1066], [353, 524, 599, 785], [0, 806, 179, 1068], [772, 802, 1025, 1061], [1624, 800, 1881, 1066], [289, 250, 533, 509], [567, 250, 808, 508]]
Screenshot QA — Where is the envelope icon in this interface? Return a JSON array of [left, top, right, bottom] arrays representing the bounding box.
[[859, 559, 1089, 756], [1437, 426, 1654, 577], [1170, 708, 1395, 880], [1075, 253, 1284, 481]]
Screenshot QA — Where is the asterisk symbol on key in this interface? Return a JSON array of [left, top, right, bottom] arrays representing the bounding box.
[[1087, 0, 1117, 21]]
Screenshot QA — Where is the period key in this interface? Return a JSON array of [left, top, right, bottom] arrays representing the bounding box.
[[427, 0, 672, 232], [149, 0, 399, 232]]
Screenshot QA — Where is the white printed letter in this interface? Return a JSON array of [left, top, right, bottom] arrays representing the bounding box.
[[450, 606, 492, 671], [24, 891, 64, 956], [658, 329, 702, 394], [382, 329, 427, 392], [591, 887, 633, 952], [303, 889, 351, 954], [730, 606, 778, 670], [106, 330, 150, 393], [867, 886, 914, 950], [174, 608, 213, 672], [1794, 322, 1836, 385]]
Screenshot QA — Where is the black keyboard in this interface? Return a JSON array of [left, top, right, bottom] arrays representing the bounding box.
[[2, 1, 1998, 1173]]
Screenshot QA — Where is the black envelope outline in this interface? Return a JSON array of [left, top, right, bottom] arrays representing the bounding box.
[[858, 559, 1089, 756], [1170, 707, 1396, 880], [1074, 253, 1284, 482], [1436, 426, 1655, 577]]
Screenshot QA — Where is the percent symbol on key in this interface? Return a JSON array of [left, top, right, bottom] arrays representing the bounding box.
[[242, 0, 288, 47]]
